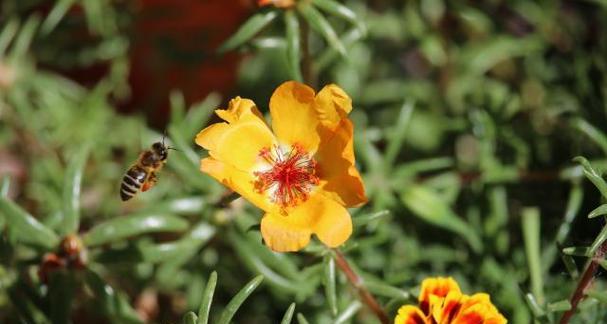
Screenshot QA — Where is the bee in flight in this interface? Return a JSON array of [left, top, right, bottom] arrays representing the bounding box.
[[120, 138, 170, 201]]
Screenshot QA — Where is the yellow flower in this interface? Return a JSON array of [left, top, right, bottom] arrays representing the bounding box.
[[394, 277, 507, 324], [195, 81, 367, 252]]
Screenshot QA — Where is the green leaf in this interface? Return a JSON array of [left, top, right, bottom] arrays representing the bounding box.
[[284, 10, 303, 82], [9, 15, 40, 60], [60, 144, 90, 236], [183, 93, 221, 140], [522, 207, 544, 305], [299, 3, 346, 56], [589, 224, 607, 255], [296, 313, 310, 324], [139, 222, 215, 263], [573, 157, 607, 199], [323, 255, 338, 316], [587, 289, 607, 304], [312, 0, 363, 30], [561, 254, 579, 279], [182, 312, 198, 324], [334, 301, 362, 324], [0, 196, 59, 249], [562, 246, 591, 257], [546, 300, 571, 312], [1, 176, 10, 197], [41, 0, 76, 35], [217, 11, 278, 53], [85, 270, 143, 324], [229, 231, 301, 294], [401, 184, 482, 252], [589, 204, 607, 218], [384, 100, 415, 170], [280, 303, 296, 324], [217, 275, 264, 324], [0, 18, 19, 56], [524, 293, 546, 318], [170, 90, 187, 125], [48, 272, 76, 324], [571, 119, 607, 156], [198, 271, 218, 324], [365, 280, 410, 300], [83, 213, 188, 247], [353, 210, 390, 227]]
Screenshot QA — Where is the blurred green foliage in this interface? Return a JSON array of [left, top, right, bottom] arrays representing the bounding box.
[[2, 0, 607, 323]]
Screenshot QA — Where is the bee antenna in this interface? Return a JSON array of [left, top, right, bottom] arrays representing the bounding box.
[[167, 146, 181, 152]]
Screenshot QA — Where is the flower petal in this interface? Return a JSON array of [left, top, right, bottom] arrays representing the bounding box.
[[452, 294, 507, 324], [419, 277, 461, 314], [315, 118, 367, 207], [260, 193, 352, 252], [269, 81, 320, 153], [394, 305, 428, 324], [195, 97, 275, 172], [200, 158, 273, 212], [315, 83, 352, 130]]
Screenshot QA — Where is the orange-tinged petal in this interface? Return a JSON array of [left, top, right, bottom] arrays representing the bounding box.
[[260, 193, 352, 252], [431, 291, 464, 324], [419, 277, 461, 314], [315, 84, 353, 130], [200, 158, 273, 212], [452, 294, 507, 324], [269, 81, 320, 153], [316, 118, 367, 207], [394, 305, 428, 324], [215, 97, 264, 123], [195, 97, 275, 172]]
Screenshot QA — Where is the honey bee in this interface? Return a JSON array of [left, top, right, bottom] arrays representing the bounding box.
[[120, 140, 169, 201]]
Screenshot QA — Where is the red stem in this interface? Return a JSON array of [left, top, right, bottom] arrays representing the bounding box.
[[333, 249, 390, 324], [559, 239, 607, 324]]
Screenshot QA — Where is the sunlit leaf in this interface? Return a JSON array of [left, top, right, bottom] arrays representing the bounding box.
[[216, 275, 264, 324], [217, 11, 279, 53], [198, 271, 218, 324], [83, 213, 188, 247], [0, 196, 59, 250]]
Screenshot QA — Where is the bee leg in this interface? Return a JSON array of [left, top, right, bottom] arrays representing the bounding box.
[[141, 172, 158, 192]]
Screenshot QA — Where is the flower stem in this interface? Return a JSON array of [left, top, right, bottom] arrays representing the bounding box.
[[333, 249, 390, 324], [559, 238, 607, 324]]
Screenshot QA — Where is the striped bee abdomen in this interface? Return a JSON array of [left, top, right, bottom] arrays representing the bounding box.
[[120, 166, 148, 201]]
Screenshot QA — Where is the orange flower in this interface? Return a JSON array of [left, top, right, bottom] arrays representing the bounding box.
[[394, 277, 507, 324], [195, 81, 367, 252], [258, 0, 296, 9]]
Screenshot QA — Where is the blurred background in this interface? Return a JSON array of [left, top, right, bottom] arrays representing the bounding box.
[[2, 0, 607, 323]]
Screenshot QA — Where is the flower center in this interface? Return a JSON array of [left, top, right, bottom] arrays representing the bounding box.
[[253, 144, 319, 208]]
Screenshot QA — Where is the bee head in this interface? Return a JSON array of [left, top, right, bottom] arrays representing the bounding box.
[[151, 142, 168, 160]]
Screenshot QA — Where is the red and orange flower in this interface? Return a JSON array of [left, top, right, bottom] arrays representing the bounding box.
[[195, 81, 367, 252], [258, 0, 296, 9], [395, 277, 507, 324]]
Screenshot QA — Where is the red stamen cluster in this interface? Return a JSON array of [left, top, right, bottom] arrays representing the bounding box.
[[254, 144, 319, 208]]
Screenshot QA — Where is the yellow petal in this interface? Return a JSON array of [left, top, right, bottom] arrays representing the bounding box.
[[452, 294, 507, 324], [195, 97, 275, 172], [394, 305, 428, 324], [269, 81, 320, 153], [260, 193, 352, 252], [314, 84, 352, 129], [215, 97, 264, 123], [315, 118, 367, 207], [431, 291, 464, 324], [418, 277, 461, 314], [200, 158, 273, 212]]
